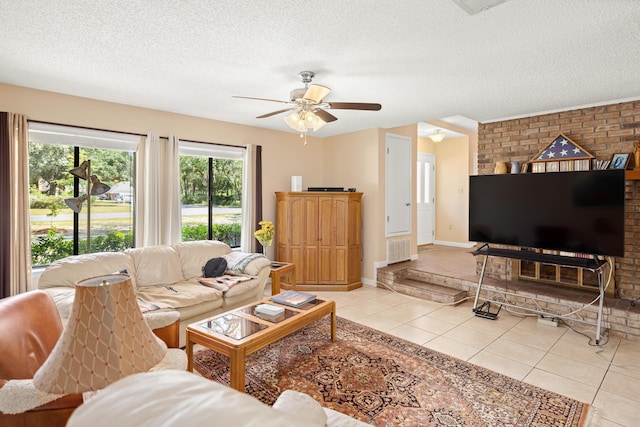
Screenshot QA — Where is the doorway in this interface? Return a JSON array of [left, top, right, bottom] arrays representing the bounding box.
[[417, 152, 435, 245]]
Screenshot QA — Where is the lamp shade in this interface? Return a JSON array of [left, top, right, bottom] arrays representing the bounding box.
[[284, 111, 308, 132], [305, 112, 326, 131], [69, 160, 90, 180], [284, 110, 326, 132], [33, 274, 167, 394], [64, 194, 89, 214], [89, 175, 111, 196]]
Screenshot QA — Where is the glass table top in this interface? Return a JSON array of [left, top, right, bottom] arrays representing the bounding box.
[[198, 313, 267, 340]]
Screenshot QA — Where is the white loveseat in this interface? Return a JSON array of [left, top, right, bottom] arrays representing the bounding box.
[[67, 370, 373, 427], [38, 240, 272, 347]]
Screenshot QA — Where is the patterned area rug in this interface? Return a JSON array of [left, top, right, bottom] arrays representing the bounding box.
[[193, 317, 589, 426]]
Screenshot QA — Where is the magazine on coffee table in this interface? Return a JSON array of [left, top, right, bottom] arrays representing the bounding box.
[[270, 290, 316, 308]]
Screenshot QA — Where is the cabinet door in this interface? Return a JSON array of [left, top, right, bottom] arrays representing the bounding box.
[[288, 196, 306, 284], [348, 195, 362, 283], [275, 196, 290, 262], [302, 196, 319, 284], [318, 196, 348, 284]]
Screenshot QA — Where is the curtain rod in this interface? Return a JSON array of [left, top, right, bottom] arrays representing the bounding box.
[[28, 119, 246, 150]]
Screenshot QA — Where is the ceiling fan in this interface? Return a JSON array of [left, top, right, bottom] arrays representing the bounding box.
[[233, 71, 382, 135]]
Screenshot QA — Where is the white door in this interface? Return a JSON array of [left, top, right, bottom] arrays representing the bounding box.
[[385, 133, 412, 236], [417, 153, 435, 245]]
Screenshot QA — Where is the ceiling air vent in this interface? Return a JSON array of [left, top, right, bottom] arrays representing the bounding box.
[[450, 0, 509, 15]]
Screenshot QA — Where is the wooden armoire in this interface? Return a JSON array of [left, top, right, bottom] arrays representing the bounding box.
[[275, 191, 362, 291]]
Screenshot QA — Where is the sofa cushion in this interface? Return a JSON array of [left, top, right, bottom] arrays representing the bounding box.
[[126, 245, 183, 288], [222, 276, 261, 299], [136, 281, 223, 310], [174, 240, 232, 280], [40, 287, 76, 320], [38, 252, 137, 290], [66, 370, 322, 427]]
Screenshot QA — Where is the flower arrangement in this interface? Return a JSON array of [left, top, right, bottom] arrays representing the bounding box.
[[254, 220, 274, 253]]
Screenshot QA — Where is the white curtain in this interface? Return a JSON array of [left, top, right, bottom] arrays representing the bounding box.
[[7, 113, 32, 295], [135, 133, 181, 247], [241, 144, 256, 252]]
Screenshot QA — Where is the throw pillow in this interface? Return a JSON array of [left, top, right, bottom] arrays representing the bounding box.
[[202, 257, 227, 278], [272, 389, 327, 426]]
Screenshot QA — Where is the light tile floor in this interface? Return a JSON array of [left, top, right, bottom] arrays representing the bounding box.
[[280, 246, 640, 427]]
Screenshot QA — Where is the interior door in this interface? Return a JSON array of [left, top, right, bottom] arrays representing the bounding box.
[[417, 153, 435, 245], [385, 133, 412, 236]]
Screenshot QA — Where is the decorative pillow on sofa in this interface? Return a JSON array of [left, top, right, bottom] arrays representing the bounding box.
[[203, 257, 227, 278], [272, 389, 328, 426]]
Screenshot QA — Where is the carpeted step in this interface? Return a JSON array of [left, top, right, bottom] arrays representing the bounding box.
[[392, 278, 467, 305]]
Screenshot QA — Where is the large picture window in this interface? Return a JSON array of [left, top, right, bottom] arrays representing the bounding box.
[[28, 123, 139, 266], [179, 141, 244, 248]]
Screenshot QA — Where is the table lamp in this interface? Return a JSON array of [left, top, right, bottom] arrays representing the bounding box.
[[33, 274, 167, 394]]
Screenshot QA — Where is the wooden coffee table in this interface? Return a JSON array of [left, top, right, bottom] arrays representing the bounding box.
[[186, 296, 336, 392]]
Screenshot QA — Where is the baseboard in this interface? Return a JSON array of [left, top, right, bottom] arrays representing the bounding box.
[[361, 278, 377, 287], [433, 240, 476, 249], [370, 260, 390, 288]]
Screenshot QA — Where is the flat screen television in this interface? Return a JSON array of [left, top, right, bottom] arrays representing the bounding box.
[[468, 169, 625, 257]]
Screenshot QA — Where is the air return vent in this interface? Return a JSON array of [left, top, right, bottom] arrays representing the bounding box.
[[387, 239, 411, 264]]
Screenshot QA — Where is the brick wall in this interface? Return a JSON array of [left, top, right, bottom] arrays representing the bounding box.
[[476, 100, 640, 329]]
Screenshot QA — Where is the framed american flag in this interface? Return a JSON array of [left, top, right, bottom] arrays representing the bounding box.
[[529, 133, 594, 173]]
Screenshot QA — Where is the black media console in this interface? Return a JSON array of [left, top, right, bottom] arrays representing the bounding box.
[[471, 244, 608, 345]]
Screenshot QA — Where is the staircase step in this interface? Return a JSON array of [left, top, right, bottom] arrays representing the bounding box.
[[392, 278, 467, 305]]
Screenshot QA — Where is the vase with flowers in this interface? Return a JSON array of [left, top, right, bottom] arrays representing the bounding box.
[[254, 220, 274, 257]]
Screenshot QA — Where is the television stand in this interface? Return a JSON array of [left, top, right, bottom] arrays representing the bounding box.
[[471, 245, 609, 345]]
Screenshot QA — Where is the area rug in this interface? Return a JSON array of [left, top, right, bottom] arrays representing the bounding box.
[[193, 317, 589, 426]]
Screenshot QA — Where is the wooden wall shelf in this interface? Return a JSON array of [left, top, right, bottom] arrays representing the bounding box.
[[625, 170, 640, 180]]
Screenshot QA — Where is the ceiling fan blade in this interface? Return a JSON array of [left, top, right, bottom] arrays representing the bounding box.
[[233, 95, 292, 105], [256, 108, 295, 118], [327, 102, 382, 111], [314, 108, 338, 123], [303, 84, 331, 103]]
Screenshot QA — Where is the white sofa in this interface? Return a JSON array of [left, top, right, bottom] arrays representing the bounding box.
[[67, 370, 373, 427], [38, 240, 272, 347]]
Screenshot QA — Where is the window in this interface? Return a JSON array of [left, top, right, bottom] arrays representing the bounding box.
[[179, 141, 244, 247], [28, 123, 139, 266]]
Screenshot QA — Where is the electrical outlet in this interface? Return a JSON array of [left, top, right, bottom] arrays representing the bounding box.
[[537, 315, 557, 327]]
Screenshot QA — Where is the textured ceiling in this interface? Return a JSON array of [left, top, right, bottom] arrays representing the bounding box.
[[1, 0, 639, 137]]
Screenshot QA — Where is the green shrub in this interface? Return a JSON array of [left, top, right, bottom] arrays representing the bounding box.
[[182, 223, 241, 247], [31, 228, 74, 265], [32, 223, 242, 266], [30, 194, 65, 210], [182, 224, 208, 241], [91, 230, 134, 253]]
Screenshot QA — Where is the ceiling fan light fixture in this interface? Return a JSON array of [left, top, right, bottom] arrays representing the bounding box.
[[285, 110, 326, 132], [284, 111, 308, 133], [429, 129, 446, 143], [306, 112, 326, 131]]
